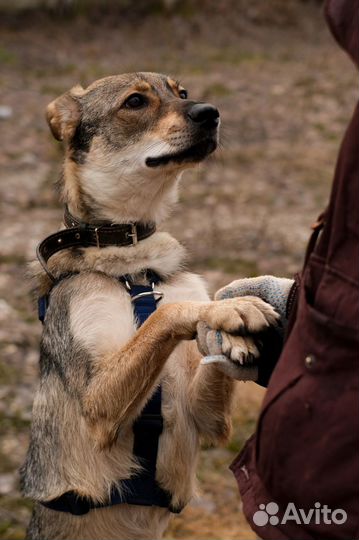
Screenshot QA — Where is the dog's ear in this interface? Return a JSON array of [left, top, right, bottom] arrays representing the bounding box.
[[46, 85, 84, 142]]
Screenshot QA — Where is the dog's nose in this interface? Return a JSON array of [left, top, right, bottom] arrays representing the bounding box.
[[187, 103, 220, 130]]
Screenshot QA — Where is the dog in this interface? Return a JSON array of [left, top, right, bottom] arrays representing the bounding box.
[[20, 72, 277, 540]]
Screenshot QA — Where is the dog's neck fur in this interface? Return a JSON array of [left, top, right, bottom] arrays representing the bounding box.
[[63, 155, 183, 225], [30, 232, 187, 297]]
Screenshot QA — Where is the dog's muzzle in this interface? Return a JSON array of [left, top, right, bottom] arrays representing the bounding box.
[[146, 102, 220, 168]]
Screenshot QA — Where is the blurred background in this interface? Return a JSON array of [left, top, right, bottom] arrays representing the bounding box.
[[0, 0, 356, 538]]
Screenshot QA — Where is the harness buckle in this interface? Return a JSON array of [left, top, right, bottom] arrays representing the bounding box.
[[130, 290, 164, 302], [124, 277, 164, 303]]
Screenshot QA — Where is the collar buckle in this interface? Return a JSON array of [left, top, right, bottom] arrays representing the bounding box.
[[126, 223, 138, 246], [94, 227, 100, 248]]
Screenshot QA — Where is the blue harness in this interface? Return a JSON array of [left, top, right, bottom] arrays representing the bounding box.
[[38, 271, 181, 515]]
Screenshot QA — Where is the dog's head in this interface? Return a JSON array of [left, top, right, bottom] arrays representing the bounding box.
[[47, 72, 220, 222]]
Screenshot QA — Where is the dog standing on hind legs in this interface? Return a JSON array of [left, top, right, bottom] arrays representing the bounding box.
[[20, 72, 278, 540]]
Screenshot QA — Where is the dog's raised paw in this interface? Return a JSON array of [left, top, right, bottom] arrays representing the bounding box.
[[196, 321, 259, 365], [202, 296, 279, 334]]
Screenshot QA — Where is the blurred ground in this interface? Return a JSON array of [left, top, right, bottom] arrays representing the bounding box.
[[0, 1, 357, 538]]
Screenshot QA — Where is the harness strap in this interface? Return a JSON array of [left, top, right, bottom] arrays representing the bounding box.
[[39, 270, 181, 515], [119, 274, 172, 508], [38, 295, 49, 324]]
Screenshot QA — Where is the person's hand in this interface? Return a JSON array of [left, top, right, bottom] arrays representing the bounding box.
[[215, 276, 294, 327], [196, 293, 279, 381], [196, 276, 293, 381], [196, 321, 260, 380], [195, 294, 278, 379]]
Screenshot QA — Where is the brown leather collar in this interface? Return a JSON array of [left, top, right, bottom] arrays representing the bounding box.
[[36, 207, 156, 282]]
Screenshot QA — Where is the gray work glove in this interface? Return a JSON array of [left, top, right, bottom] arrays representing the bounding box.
[[215, 276, 294, 326], [197, 276, 293, 381]]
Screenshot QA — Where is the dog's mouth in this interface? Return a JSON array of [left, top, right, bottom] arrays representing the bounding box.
[[145, 138, 217, 168]]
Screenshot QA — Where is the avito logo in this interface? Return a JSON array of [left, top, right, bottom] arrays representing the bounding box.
[[253, 502, 347, 527]]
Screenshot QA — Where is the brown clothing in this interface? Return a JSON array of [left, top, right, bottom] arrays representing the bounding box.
[[231, 1, 359, 538]]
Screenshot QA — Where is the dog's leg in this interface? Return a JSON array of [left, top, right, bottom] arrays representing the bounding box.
[[187, 343, 235, 445], [81, 296, 277, 448]]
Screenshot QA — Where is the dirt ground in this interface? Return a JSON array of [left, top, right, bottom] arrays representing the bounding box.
[[0, 2, 357, 538]]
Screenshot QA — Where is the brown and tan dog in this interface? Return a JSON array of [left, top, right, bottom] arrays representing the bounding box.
[[21, 72, 277, 540]]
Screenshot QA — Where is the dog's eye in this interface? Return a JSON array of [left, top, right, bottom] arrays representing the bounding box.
[[179, 89, 188, 99], [124, 94, 147, 109]]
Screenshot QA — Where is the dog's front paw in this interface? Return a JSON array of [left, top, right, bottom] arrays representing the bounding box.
[[221, 331, 260, 364], [196, 321, 259, 381], [201, 296, 279, 334], [197, 321, 259, 363]]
